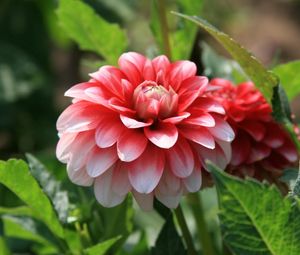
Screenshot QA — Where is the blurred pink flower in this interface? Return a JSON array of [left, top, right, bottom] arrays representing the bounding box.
[[56, 52, 234, 210], [209, 78, 298, 179]]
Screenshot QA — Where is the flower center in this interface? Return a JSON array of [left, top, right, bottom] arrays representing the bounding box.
[[133, 81, 178, 120]]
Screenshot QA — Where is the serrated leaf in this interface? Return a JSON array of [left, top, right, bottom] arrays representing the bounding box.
[[273, 60, 300, 100], [291, 166, 300, 198], [57, 0, 127, 64], [151, 215, 187, 255], [207, 162, 300, 255], [172, 12, 278, 103], [0, 160, 64, 239], [84, 236, 122, 255], [26, 154, 70, 223]]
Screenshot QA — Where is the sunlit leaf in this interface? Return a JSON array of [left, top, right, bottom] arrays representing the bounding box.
[[208, 162, 300, 255], [273, 60, 300, 101], [57, 0, 128, 64], [26, 154, 70, 223], [0, 160, 64, 239], [172, 12, 278, 103], [84, 236, 122, 255]]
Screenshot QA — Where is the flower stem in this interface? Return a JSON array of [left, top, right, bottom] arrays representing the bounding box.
[[157, 0, 172, 59], [188, 192, 215, 255], [174, 205, 197, 255]]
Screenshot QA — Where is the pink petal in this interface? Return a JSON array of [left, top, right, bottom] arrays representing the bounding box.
[[208, 116, 235, 142], [108, 98, 136, 114], [67, 167, 93, 187], [247, 143, 271, 164], [162, 112, 191, 124], [95, 118, 124, 148], [118, 52, 145, 86], [111, 163, 132, 196], [86, 146, 118, 177], [177, 76, 208, 111], [155, 170, 183, 208], [179, 126, 215, 149], [230, 134, 251, 166], [183, 111, 215, 127], [120, 115, 153, 129], [117, 129, 148, 162], [239, 121, 266, 141], [192, 97, 225, 115], [143, 59, 155, 80], [216, 138, 232, 164], [132, 190, 154, 211], [128, 144, 165, 193], [65, 82, 99, 102], [67, 132, 95, 171], [166, 138, 194, 178], [168, 61, 197, 91], [276, 140, 298, 162], [57, 102, 101, 133], [144, 123, 178, 149], [183, 167, 202, 193], [263, 124, 285, 148], [56, 133, 77, 163], [94, 167, 126, 207]]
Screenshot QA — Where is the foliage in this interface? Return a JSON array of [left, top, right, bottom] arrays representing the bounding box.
[[208, 162, 300, 255]]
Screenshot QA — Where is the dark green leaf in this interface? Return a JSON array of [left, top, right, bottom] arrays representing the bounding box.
[[151, 215, 187, 255], [0, 160, 64, 238], [84, 236, 122, 255], [273, 60, 300, 100], [172, 13, 278, 103], [208, 161, 300, 255], [291, 166, 300, 199], [26, 154, 70, 223], [57, 0, 128, 64]]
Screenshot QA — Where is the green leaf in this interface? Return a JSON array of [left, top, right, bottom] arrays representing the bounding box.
[[2, 216, 52, 246], [57, 0, 128, 64], [151, 0, 202, 60], [271, 85, 300, 151], [291, 166, 300, 199], [273, 60, 300, 100], [84, 236, 122, 255], [208, 162, 300, 255], [172, 13, 278, 103], [0, 206, 37, 219], [201, 42, 247, 82], [26, 154, 70, 223], [0, 160, 64, 239], [151, 215, 187, 255]]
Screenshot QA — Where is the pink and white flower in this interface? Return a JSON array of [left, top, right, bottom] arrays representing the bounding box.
[[208, 78, 298, 179], [56, 52, 234, 210]]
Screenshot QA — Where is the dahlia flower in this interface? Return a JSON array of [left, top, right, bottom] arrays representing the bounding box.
[[208, 78, 298, 179], [56, 52, 234, 210]]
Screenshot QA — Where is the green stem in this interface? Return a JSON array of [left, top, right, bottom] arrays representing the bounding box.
[[157, 0, 172, 59], [188, 193, 215, 255], [174, 205, 197, 255]]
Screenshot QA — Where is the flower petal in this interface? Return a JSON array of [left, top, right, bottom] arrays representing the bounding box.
[[67, 167, 93, 187], [117, 129, 148, 162], [144, 122, 178, 149], [86, 146, 118, 177], [56, 133, 77, 163], [120, 115, 153, 128], [208, 115, 235, 142], [95, 118, 124, 148], [179, 126, 215, 149], [192, 97, 225, 115], [94, 167, 126, 207], [162, 112, 191, 124], [132, 190, 154, 211], [111, 163, 132, 196], [128, 144, 165, 193], [166, 138, 194, 178], [183, 167, 202, 193], [183, 111, 215, 127]]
